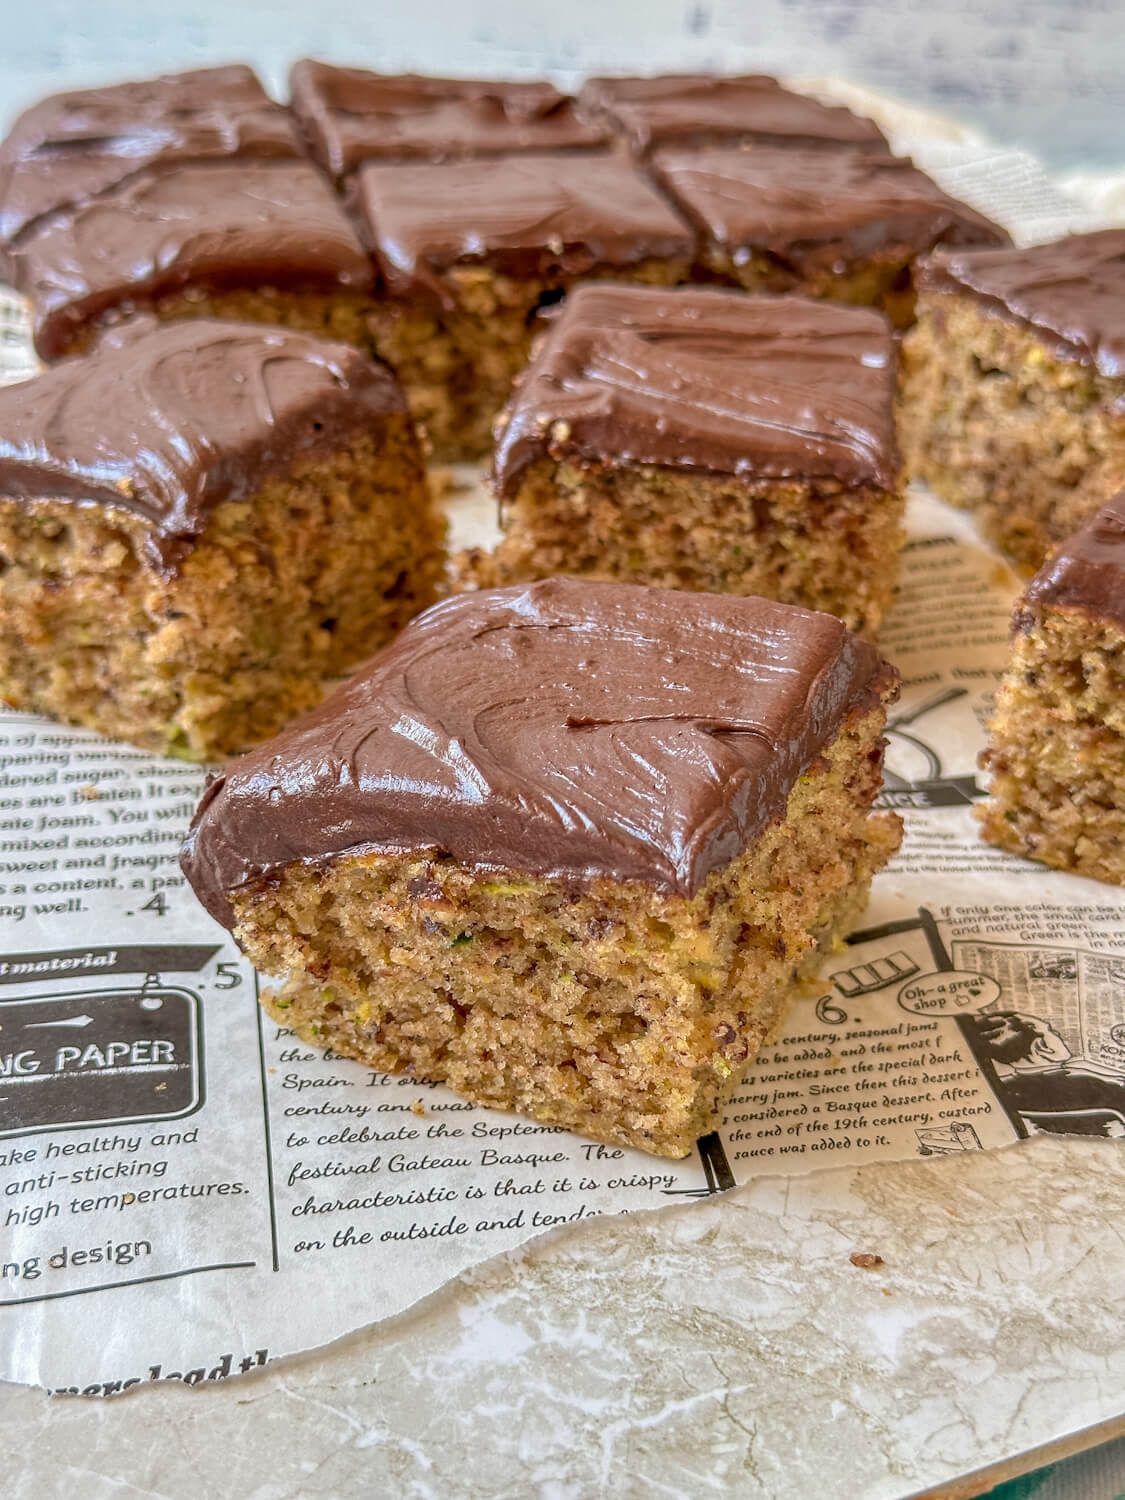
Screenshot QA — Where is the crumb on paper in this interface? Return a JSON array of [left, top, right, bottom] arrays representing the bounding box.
[[77, 783, 101, 800], [427, 467, 456, 501], [990, 561, 1023, 590], [426, 466, 471, 500], [410, 1098, 427, 1118], [881, 1288, 893, 1297], [850, 1252, 885, 1269]]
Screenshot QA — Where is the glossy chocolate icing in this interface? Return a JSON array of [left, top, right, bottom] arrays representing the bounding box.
[[919, 229, 1125, 379], [351, 152, 694, 303], [492, 285, 900, 495], [0, 66, 301, 249], [0, 317, 404, 572], [1022, 491, 1125, 632], [10, 159, 374, 359], [181, 577, 895, 924], [652, 145, 1009, 272], [578, 73, 888, 155], [289, 60, 609, 179]]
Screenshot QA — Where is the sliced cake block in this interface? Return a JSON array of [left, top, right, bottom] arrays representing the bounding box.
[[181, 578, 902, 1159], [577, 73, 889, 156], [350, 152, 695, 460], [289, 60, 609, 180], [0, 65, 302, 263], [651, 145, 1009, 328], [980, 492, 1125, 883], [0, 319, 443, 759], [477, 285, 904, 635], [901, 230, 1125, 571], [9, 159, 376, 360]]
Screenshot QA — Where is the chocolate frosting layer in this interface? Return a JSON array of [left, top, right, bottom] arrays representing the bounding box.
[[652, 146, 1009, 271], [1023, 491, 1125, 632], [0, 66, 301, 249], [578, 73, 888, 155], [10, 159, 374, 359], [0, 317, 404, 572], [919, 230, 1125, 379], [493, 285, 900, 494], [181, 577, 895, 924], [352, 152, 694, 302], [289, 60, 608, 179]]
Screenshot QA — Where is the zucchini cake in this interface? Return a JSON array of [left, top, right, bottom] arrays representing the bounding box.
[[349, 152, 695, 460], [0, 64, 301, 269], [8, 158, 376, 361], [979, 491, 1125, 883], [0, 318, 442, 759], [289, 61, 609, 180], [901, 229, 1125, 570], [576, 72, 889, 156], [651, 145, 1009, 328], [475, 285, 904, 635], [181, 577, 902, 1158]]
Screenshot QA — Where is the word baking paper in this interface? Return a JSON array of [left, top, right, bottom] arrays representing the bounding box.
[[3, 146, 1125, 1395]]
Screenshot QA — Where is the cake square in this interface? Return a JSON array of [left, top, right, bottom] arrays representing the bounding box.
[[651, 145, 1009, 328], [181, 577, 902, 1158], [901, 229, 1125, 570], [0, 65, 301, 259], [577, 73, 889, 156], [980, 492, 1125, 883], [0, 318, 443, 759], [9, 159, 376, 361], [478, 284, 904, 635], [289, 60, 609, 180], [350, 152, 695, 459]]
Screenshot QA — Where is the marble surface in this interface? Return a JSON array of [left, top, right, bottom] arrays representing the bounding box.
[[4, 1135, 1125, 1499]]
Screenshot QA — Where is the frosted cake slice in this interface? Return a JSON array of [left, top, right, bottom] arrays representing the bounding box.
[[182, 578, 902, 1157]]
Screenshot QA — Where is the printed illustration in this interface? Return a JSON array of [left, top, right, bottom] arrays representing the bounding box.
[[663, 1131, 736, 1197], [830, 950, 920, 998], [830, 909, 1125, 1145], [961, 1011, 1125, 1138], [0, 946, 215, 1138], [878, 686, 985, 809]]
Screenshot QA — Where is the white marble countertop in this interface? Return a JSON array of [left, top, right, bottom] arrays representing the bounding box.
[[5, 1135, 1125, 1498]]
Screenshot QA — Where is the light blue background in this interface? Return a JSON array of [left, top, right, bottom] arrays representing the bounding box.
[[0, 0, 1121, 168]]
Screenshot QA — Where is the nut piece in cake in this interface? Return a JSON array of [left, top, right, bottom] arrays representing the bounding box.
[[289, 60, 609, 180], [979, 492, 1125, 884], [0, 319, 444, 759], [577, 73, 889, 156], [479, 285, 904, 635], [0, 65, 301, 261], [351, 152, 694, 461], [9, 159, 377, 361], [652, 145, 1009, 328], [180, 577, 902, 1159], [901, 230, 1125, 571]]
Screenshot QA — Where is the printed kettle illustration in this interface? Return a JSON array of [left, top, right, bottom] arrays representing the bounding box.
[[878, 687, 984, 809]]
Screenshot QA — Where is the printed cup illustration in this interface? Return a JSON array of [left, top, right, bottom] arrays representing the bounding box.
[[916, 1122, 983, 1155], [897, 970, 1001, 1017]]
